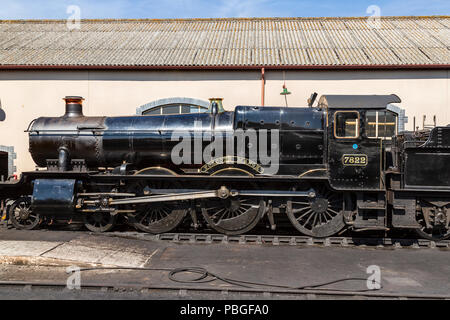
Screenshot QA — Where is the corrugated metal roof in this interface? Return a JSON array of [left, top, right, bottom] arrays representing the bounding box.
[[0, 16, 448, 68]]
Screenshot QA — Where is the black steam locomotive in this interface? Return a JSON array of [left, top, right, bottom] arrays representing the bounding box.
[[1, 94, 449, 240]]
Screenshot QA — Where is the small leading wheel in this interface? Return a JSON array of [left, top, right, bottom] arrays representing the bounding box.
[[83, 212, 117, 233], [201, 196, 265, 235], [287, 186, 345, 238], [415, 203, 450, 241], [10, 197, 40, 230]]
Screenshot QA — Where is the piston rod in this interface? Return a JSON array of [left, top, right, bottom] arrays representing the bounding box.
[[109, 190, 224, 205], [108, 188, 315, 206]]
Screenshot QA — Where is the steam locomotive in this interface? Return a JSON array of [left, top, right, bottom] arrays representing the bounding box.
[[1, 94, 449, 240]]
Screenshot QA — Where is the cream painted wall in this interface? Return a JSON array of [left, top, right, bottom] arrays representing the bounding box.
[[265, 70, 450, 130], [0, 69, 448, 173]]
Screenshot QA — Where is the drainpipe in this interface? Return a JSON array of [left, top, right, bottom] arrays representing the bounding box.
[[261, 68, 265, 106]]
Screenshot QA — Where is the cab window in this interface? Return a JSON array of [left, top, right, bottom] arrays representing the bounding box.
[[334, 111, 359, 138], [365, 110, 397, 139]]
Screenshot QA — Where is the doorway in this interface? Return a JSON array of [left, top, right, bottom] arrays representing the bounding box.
[[0, 151, 8, 180]]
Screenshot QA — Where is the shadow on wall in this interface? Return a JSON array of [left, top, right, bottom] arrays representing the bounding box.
[[0, 69, 448, 82], [0, 99, 4, 121]]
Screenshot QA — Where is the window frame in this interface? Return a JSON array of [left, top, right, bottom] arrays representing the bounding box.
[[142, 104, 209, 116], [333, 110, 360, 139], [366, 110, 398, 140]]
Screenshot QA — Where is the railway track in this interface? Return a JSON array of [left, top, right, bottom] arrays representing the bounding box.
[[1, 280, 449, 300], [105, 231, 450, 249], [3, 219, 449, 249]]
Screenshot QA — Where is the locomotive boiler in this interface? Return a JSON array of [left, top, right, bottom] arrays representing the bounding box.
[[1, 94, 449, 241], [29, 97, 324, 175]]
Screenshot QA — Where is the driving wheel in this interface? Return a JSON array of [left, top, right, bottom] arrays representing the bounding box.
[[287, 186, 345, 237], [202, 196, 265, 235], [125, 167, 188, 234]]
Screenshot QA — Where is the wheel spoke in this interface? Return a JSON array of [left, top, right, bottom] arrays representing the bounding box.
[[302, 211, 315, 227], [238, 207, 247, 215], [323, 210, 333, 219], [156, 209, 162, 221], [217, 209, 229, 222], [312, 212, 319, 227], [317, 213, 323, 225], [139, 212, 149, 224], [327, 208, 340, 216], [162, 207, 170, 217], [296, 209, 313, 221], [211, 208, 226, 218], [292, 206, 310, 214]]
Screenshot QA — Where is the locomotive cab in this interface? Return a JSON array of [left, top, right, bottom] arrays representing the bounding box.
[[319, 95, 401, 191]]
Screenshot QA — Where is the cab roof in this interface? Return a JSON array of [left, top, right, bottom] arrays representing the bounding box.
[[318, 94, 401, 109]]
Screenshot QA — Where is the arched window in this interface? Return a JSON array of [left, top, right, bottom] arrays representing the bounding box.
[[143, 104, 209, 116], [136, 97, 210, 116]]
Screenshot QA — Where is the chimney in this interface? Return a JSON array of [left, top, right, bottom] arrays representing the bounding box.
[[63, 96, 84, 118]]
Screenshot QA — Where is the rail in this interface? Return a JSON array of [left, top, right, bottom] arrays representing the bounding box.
[[105, 232, 450, 249]]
